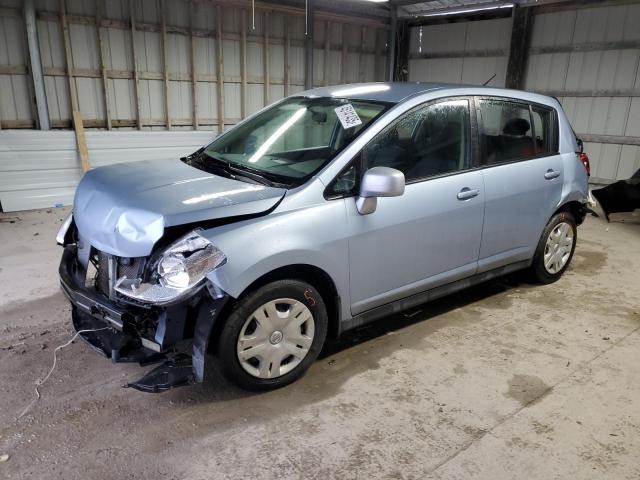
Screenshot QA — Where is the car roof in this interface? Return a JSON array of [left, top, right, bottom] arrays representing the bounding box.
[[298, 82, 551, 106], [299, 82, 451, 104]]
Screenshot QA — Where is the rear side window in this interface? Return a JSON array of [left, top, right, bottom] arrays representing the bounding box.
[[478, 99, 535, 165]]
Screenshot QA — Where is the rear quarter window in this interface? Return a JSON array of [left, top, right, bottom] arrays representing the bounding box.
[[531, 105, 559, 156]]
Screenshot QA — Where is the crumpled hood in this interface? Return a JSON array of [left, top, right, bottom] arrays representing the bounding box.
[[73, 159, 286, 257]]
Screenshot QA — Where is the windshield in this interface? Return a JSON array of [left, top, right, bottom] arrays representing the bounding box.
[[199, 97, 390, 186]]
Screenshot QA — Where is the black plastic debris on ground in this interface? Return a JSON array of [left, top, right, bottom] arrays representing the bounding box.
[[592, 168, 640, 221]]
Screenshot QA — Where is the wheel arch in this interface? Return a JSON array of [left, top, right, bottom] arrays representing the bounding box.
[[553, 200, 586, 225], [206, 263, 342, 354]]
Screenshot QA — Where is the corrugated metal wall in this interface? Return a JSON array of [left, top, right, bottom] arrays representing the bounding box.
[[0, 0, 34, 128], [0, 130, 213, 210], [407, 3, 640, 184], [1, 0, 388, 131], [524, 3, 640, 184], [407, 17, 512, 87], [0, 0, 388, 211]]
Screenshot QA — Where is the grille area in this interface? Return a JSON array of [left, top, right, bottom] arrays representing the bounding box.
[[118, 258, 145, 280], [96, 251, 110, 294], [93, 252, 146, 297]]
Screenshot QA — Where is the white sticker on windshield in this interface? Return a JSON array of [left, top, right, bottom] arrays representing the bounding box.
[[335, 104, 362, 129]]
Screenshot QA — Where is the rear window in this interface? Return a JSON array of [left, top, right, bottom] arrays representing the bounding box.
[[477, 99, 558, 165]]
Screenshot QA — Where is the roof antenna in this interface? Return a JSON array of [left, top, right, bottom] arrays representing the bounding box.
[[482, 73, 496, 86]]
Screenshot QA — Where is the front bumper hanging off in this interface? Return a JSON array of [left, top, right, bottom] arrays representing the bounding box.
[[59, 245, 228, 392]]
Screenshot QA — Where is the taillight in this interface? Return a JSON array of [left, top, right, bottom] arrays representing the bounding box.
[[579, 152, 590, 176]]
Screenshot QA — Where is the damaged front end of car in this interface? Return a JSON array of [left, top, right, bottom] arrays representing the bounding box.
[[57, 216, 230, 393]]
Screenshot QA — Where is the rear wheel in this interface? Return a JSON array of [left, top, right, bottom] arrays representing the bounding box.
[[218, 279, 327, 391], [530, 211, 577, 284]]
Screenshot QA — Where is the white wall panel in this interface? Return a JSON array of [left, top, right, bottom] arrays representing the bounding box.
[[269, 43, 284, 83], [618, 144, 640, 179], [408, 17, 511, 87], [247, 42, 264, 79], [223, 83, 241, 119], [170, 80, 193, 121], [289, 45, 305, 85], [526, 3, 640, 183], [313, 47, 324, 86], [109, 78, 135, 120], [408, 4, 640, 184], [0, 130, 214, 211], [196, 81, 217, 121], [0, 11, 34, 126], [246, 83, 264, 115]]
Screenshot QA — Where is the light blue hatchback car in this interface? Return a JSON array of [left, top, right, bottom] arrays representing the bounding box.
[[58, 82, 589, 391]]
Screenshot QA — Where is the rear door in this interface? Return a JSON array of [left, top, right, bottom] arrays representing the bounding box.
[[476, 98, 563, 272]]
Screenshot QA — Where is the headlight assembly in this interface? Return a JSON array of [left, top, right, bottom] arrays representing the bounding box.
[[115, 231, 226, 305]]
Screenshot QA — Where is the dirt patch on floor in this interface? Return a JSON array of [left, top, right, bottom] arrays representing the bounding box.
[[571, 249, 607, 275], [505, 374, 551, 406]]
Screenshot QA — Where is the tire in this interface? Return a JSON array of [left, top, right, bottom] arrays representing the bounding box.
[[530, 211, 577, 284], [217, 279, 328, 391]]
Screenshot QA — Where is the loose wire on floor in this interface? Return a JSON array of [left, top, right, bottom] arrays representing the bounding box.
[[18, 327, 110, 419]]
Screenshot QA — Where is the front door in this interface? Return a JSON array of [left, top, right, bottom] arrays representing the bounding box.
[[342, 98, 486, 316]]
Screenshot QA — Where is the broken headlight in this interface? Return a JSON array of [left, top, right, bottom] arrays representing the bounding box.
[[115, 231, 226, 305]]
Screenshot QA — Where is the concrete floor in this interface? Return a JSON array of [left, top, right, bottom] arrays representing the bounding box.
[[0, 207, 639, 480]]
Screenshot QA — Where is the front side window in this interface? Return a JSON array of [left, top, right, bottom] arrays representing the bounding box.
[[478, 99, 535, 165], [197, 97, 389, 186], [362, 99, 471, 182]]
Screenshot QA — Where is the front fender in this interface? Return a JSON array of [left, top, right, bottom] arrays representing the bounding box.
[[201, 199, 351, 320]]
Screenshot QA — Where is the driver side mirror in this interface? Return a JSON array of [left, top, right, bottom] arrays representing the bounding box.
[[356, 167, 405, 215]]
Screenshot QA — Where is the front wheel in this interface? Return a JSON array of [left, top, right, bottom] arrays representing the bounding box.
[[530, 211, 577, 284], [217, 279, 327, 391]]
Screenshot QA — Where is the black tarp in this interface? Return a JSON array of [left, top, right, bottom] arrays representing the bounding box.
[[592, 169, 640, 221]]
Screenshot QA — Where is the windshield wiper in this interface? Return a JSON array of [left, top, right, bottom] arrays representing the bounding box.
[[180, 147, 205, 162], [183, 151, 239, 182], [202, 152, 289, 188]]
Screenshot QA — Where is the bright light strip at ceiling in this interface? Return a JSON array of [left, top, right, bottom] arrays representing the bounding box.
[[248, 107, 307, 163], [417, 2, 513, 17]]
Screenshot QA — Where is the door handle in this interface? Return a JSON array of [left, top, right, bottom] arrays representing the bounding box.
[[544, 169, 560, 180], [457, 187, 480, 200]]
